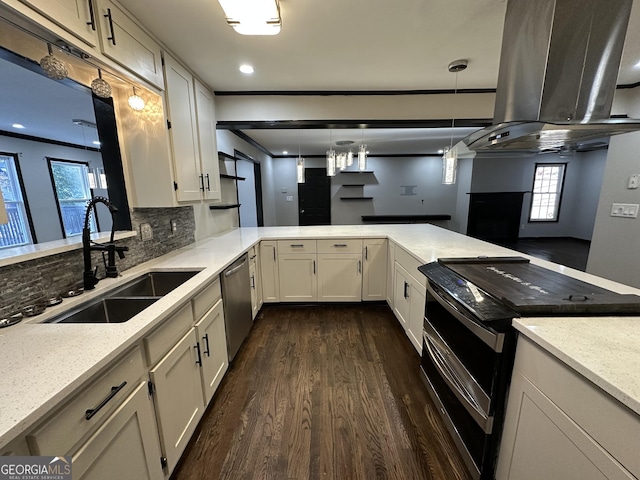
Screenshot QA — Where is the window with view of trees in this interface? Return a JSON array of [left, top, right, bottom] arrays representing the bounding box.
[[49, 159, 96, 236], [0, 154, 32, 248], [529, 163, 566, 222]]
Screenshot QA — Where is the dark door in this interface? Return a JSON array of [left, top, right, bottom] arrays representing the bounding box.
[[298, 168, 331, 225]]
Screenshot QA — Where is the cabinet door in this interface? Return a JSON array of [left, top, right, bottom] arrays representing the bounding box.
[[163, 54, 201, 202], [72, 382, 164, 480], [249, 262, 259, 319], [150, 328, 205, 473], [195, 299, 228, 405], [95, 0, 164, 88], [393, 263, 411, 329], [193, 79, 221, 202], [362, 239, 387, 301], [387, 241, 396, 307], [407, 284, 425, 354], [19, 0, 99, 46], [317, 253, 362, 302], [278, 254, 317, 301], [260, 241, 280, 302]]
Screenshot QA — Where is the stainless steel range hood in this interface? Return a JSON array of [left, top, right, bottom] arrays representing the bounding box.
[[459, 0, 640, 154]]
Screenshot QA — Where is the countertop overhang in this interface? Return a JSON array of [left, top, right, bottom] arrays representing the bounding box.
[[1, 224, 639, 450]]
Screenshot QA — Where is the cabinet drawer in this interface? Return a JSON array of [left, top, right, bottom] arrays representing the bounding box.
[[317, 238, 362, 254], [395, 246, 426, 288], [144, 302, 193, 366], [192, 278, 221, 321], [277, 239, 317, 254], [28, 346, 145, 455]]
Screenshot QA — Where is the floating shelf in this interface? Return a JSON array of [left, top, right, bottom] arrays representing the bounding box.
[[209, 204, 241, 210], [341, 184, 365, 187], [220, 174, 246, 181], [340, 197, 373, 200], [361, 214, 451, 223], [340, 170, 374, 174]]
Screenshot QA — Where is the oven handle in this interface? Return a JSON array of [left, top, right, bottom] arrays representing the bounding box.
[[423, 330, 494, 434], [426, 280, 505, 353]]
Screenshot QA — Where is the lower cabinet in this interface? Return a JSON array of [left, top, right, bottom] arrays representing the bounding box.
[[278, 253, 318, 301], [497, 337, 640, 480], [149, 328, 205, 474], [392, 248, 426, 354], [260, 241, 280, 302], [72, 382, 164, 480], [362, 238, 387, 301], [195, 298, 228, 404], [317, 253, 362, 301]]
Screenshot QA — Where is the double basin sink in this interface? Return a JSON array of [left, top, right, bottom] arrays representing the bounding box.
[[43, 271, 200, 324]]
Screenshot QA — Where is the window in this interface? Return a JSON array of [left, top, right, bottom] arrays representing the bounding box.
[[49, 159, 96, 236], [0, 154, 32, 248], [529, 163, 566, 222]]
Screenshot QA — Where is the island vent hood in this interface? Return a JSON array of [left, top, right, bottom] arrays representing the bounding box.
[[459, 0, 640, 154]]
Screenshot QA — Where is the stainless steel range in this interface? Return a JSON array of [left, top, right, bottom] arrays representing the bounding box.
[[418, 257, 640, 480]]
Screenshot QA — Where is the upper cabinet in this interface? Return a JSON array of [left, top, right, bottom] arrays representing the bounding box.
[[94, 0, 164, 89], [18, 0, 99, 47], [164, 53, 221, 203]]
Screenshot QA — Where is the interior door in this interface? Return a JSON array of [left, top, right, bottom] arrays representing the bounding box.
[[298, 168, 331, 225]]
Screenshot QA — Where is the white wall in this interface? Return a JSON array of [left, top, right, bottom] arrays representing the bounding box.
[[1, 134, 106, 243], [469, 151, 606, 240]]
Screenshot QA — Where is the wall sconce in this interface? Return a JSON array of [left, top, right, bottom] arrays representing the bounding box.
[[128, 86, 145, 111], [40, 43, 68, 80]]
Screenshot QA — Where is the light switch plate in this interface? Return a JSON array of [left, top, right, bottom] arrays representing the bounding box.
[[140, 223, 153, 241], [628, 175, 639, 189], [286, 195, 294, 202], [611, 203, 639, 218]]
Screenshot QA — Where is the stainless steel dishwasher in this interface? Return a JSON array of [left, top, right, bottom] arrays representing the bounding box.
[[221, 253, 253, 362]]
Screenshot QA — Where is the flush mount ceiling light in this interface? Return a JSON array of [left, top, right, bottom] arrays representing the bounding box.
[[40, 43, 68, 80], [12, 123, 25, 129], [239, 64, 254, 74], [91, 69, 112, 98], [128, 86, 145, 111], [442, 59, 468, 185], [218, 0, 281, 35]]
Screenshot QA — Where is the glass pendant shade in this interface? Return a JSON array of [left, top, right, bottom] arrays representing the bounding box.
[[296, 157, 305, 183], [442, 147, 458, 185], [358, 144, 367, 171], [128, 87, 145, 111], [40, 45, 68, 80], [91, 70, 112, 98], [337, 152, 347, 171], [326, 149, 336, 176], [347, 151, 354, 167]]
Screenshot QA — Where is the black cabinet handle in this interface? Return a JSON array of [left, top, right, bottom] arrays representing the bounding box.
[[86, 0, 96, 30], [195, 343, 203, 366], [364, 246, 368, 260], [104, 8, 116, 45], [203, 334, 211, 357], [290, 244, 304, 248], [358, 260, 361, 274], [273, 248, 276, 261], [403, 281, 409, 299], [313, 260, 316, 275], [333, 243, 348, 247], [199, 174, 205, 191], [85, 381, 127, 420], [206, 174, 211, 191], [251, 274, 255, 289]]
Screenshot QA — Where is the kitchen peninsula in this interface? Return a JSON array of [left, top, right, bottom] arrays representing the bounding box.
[[1, 224, 639, 479]]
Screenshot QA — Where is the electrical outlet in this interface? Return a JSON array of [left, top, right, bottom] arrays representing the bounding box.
[[170, 219, 178, 234], [140, 223, 153, 241]]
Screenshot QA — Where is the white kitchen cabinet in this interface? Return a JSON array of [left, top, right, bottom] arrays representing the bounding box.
[[260, 241, 280, 302], [497, 336, 640, 480], [278, 253, 318, 301], [0, 436, 30, 456], [193, 79, 221, 202], [393, 263, 411, 330], [317, 253, 362, 301], [149, 328, 205, 474], [72, 382, 164, 480], [362, 238, 387, 301], [386, 241, 395, 307], [195, 298, 228, 404], [163, 53, 201, 202], [94, 0, 164, 89], [18, 0, 99, 47], [393, 254, 425, 354]]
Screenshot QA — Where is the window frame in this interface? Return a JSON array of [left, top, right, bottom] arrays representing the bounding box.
[[47, 158, 98, 238], [0, 151, 35, 247], [528, 162, 567, 223]]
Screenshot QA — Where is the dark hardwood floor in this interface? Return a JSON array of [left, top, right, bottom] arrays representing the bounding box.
[[172, 304, 472, 480], [502, 237, 591, 271]]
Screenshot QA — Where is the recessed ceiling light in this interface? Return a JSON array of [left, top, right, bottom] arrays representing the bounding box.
[[92, 141, 101, 146], [239, 64, 254, 74], [282, 150, 288, 155], [12, 123, 25, 129]]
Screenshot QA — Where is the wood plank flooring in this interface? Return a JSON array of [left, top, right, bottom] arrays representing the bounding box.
[[503, 237, 591, 271], [172, 304, 472, 480]]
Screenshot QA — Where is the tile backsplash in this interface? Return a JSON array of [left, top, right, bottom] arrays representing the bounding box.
[[0, 207, 195, 319]]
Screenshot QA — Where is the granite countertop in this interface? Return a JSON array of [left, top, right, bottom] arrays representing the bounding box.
[[1, 224, 639, 449]]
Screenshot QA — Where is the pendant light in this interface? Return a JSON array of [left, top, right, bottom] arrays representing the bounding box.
[[296, 132, 305, 183], [326, 130, 336, 176], [128, 86, 145, 111], [91, 69, 112, 98], [358, 129, 367, 171], [442, 60, 467, 185], [40, 43, 68, 80]]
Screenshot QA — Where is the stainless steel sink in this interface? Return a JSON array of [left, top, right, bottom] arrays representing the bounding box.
[[44, 297, 159, 324], [43, 270, 200, 324], [109, 271, 200, 297]]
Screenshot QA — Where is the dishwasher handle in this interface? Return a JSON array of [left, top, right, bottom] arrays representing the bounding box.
[[224, 260, 247, 277]]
